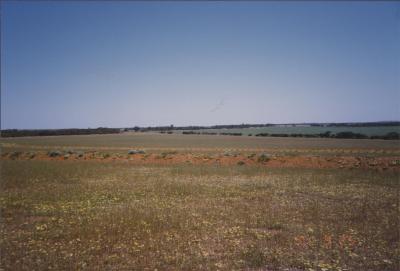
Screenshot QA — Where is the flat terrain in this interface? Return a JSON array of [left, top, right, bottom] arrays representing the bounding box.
[[174, 125, 400, 136], [1, 132, 400, 152], [1, 133, 399, 270]]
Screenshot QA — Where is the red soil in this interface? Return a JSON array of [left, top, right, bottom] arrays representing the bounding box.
[[2, 151, 400, 171]]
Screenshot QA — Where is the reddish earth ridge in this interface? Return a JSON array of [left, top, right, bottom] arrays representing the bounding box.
[[2, 151, 400, 171]]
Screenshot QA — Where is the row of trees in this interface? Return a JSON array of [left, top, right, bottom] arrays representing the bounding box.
[[128, 122, 400, 132], [256, 131, 400, 140], [1, 128, 121, 137], [181, 131, 400, 140]]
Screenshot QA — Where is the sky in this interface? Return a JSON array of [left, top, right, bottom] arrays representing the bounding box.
[[1, 1, 399, 129]]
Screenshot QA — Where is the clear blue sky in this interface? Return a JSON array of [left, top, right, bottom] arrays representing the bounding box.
[[1, 1, 399, 129]]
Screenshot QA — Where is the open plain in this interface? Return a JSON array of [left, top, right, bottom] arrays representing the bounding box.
[[1, 132, 399, 270]]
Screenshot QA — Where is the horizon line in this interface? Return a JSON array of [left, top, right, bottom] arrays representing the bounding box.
[[2, 120, 400, 131]]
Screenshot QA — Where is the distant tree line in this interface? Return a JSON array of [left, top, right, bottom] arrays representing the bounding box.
[[326, 121, 400, 127], [127, 123, 276, 132], [125, 121, 400, 132], [254, 131, 400, 140], [180, 131, 400, 140], [1, 127, 121, 137]]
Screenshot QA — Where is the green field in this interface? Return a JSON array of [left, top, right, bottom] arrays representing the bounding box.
[[1, 134, 399, 270]]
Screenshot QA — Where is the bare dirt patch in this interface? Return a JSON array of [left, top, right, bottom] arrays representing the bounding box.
[[2, 151, 399, 171]]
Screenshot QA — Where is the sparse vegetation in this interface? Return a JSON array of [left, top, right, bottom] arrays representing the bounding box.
[[0, 160, 398, 270], [0, 133, 399, 270]]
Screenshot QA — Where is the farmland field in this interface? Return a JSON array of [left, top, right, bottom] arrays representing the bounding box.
[[1, 133, 399, 270], [174, 126, 400, 136], [1, 132, 400, 152]]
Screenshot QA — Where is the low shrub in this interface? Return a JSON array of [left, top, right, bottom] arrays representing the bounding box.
[[224, 151, 240, 157], [160, 151, 178, 158], [257, 153, 270, 163], [48, 151, 62, 157], [9, 152, 22, 160], [128, 150, 146, 155]]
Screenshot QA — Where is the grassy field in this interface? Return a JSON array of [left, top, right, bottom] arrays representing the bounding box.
[[1, 134, 399, 270]]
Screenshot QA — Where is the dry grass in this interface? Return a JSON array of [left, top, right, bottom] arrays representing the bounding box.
[[1, 159, 399, 270]]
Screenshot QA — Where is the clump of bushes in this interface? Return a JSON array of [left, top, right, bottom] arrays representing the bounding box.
[[220, 132, 242, 136], [128, 149, 146, 155], [390, 160, 400, 166], [319, 131, 331, 138], [224, 151, 240, 157], [334, 131, 368, 139], [257, 153, 270, 163], [48, 151, 62, 157], [160, 151, 178, 158], [370, 132, 400, 140], [237, 161, 245, 166], [253, 131, 400, 140], [9, 151, 22, 160], [270, 134, 289, 137]]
